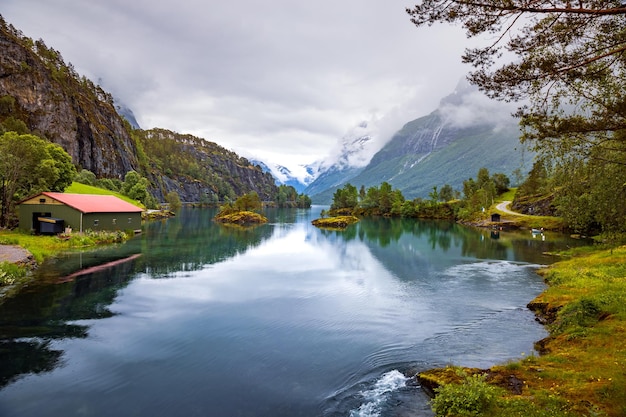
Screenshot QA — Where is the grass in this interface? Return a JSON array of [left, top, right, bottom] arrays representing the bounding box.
[[508, 214, 568, 231], [496, 187, 517, 203], [0, 230, 77, 263], [421, 245, 626, 417], [490, 189, 568, 231], [0, 228, 134, 292]]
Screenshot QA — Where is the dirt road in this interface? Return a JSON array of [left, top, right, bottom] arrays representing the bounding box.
[[495, 201, 527, 216]]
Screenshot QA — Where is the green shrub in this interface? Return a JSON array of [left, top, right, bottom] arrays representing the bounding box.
[[0, 262, 27, 286], [432, 372, 500, 417], [62, 230, 130, 247], [552, 297, 603, 334]]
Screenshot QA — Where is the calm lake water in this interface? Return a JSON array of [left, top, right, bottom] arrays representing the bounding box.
[[0, 207, 583, 416]]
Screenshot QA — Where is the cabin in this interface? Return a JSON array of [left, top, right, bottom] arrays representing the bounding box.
[[18, 192, 143, 234]]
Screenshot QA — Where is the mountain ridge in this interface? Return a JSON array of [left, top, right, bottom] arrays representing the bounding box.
[[0, 16, 278, 203], [305, 84, 530, 203]]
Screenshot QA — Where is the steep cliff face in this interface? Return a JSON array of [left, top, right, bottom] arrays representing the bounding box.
[[0, 17, 279, 203], [0, 19, 139, 178], [136, 128, 278, 202]]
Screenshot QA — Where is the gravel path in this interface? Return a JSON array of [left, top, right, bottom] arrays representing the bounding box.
[[495, 201, 528, 216], [0, 244, 34, 264]]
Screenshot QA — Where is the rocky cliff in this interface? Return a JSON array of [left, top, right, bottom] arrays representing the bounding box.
[[0, 18, 139, 178], [136, 128, 278, 202], [0, 16, 278, 203]]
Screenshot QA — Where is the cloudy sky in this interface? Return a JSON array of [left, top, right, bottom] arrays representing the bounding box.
[[3, 0, 475, 171]]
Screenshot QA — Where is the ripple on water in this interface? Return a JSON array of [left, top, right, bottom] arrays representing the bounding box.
[[322, 366, 433, 417]]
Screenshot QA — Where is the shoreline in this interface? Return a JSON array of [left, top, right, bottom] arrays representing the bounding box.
[[416, 244, 626, 416]]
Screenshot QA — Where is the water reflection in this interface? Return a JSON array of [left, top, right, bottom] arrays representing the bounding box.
[[346, 217, 580, 265], [0, 252, 140, 388], [138, 208, 274, 277], [0, 208, 590, 417], [0, 207, 275, 388]]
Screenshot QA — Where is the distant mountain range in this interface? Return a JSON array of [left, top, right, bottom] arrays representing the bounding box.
[[292, 82, 531, 204], [254, 120, 383, 194]]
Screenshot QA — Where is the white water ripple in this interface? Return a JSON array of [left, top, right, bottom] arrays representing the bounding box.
[[349, 370, 409, 417]]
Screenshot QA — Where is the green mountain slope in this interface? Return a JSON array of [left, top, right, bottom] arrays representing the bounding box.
[[0, 16, 278, 203], [310, 97, 531, 204], [134, 128, 278, 202], [357, 115, 528, 198]]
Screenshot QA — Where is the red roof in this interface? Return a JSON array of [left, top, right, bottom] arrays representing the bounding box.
[[41, 192, 144, 214]]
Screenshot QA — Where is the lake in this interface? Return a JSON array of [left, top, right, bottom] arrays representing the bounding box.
[[0, 207, 582, 416]]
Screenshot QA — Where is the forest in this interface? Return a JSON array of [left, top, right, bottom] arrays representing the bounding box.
[[326, 167, 509, 221]]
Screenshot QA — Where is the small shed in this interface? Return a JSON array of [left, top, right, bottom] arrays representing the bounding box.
[[37, 217, 65, 234], [490, 213, 501, 223], [18, 192, 143, 234]]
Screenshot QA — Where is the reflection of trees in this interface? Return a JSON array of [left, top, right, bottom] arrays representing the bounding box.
[[0, 256, 139, 388], [0, 340, 62, 387], [0, 208, 288, 389], [319, 217, 571, 282], [355, 217, 459, 251], [138, 208, 274, 277], [459, 229, 509, 260]]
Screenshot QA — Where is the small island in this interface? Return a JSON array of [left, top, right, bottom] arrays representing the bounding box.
[[311, 215, 359, 229], [214, 210, 268, 225], [213, 192, 268, 225]]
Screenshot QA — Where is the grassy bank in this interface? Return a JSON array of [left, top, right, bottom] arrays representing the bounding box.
[[419, 245, 626, 416], [0, 229, 134, 289]]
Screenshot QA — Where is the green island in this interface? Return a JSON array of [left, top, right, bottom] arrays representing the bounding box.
[[311, 215, 360, 229], [212, 192, 269, 225], [214, 210, 268, 225]]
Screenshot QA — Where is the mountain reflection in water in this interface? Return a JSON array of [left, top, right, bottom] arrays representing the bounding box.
[[0, 207, 587, 416]]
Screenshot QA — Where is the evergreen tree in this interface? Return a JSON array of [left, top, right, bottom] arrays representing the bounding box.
[[331, 183, 358, 210]]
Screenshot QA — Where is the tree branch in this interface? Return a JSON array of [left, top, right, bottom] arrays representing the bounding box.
[[450, 0, 626, 15]]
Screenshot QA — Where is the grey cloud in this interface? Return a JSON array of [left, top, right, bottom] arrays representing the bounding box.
[[3, 0, 474, 167]]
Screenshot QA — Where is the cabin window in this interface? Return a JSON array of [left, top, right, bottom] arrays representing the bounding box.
[[128, 217, 132, 224], [39, 198, 46, 203], [112, 219, 117, 225], [94, 219, 99, 227]]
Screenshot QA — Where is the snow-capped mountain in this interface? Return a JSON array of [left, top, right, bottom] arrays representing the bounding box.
[[306, 81, 530, 203], [252, 119, 387, 193], [303, 121, 379, 197], [250, 159, 316, 193]]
